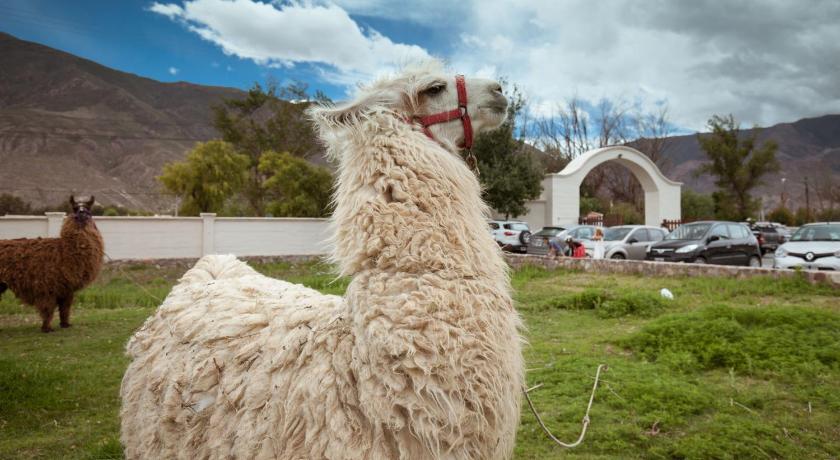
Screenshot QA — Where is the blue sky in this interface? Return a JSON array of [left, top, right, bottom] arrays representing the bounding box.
[[0, 0, 431, 100], [1, 0, 838, 131]]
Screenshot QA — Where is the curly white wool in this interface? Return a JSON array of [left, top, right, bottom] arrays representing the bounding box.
[[120, 61, 523, 459]]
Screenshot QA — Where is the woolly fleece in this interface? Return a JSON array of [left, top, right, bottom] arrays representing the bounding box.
[[120, 66, 523, 459]]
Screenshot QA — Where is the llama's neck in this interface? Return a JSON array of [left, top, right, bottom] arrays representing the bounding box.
[[329, 117, 507, 283], [59, 219, 105, 272]]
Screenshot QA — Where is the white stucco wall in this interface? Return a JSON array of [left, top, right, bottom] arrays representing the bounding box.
[[0, 214, 331, 260]]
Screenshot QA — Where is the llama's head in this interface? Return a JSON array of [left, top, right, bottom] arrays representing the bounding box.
[[308, 61, 508, 155], [69, 195, 95, 225]]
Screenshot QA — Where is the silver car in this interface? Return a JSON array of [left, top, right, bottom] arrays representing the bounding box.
[[773, 222, 840, 271], [582, 225, 667, 259]]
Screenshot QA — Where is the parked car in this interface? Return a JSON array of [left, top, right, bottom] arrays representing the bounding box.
[[526, 226, 566, 255], [749, 221, 791, 254], [547, 225, 597, 255], [488, 220, 531, 253], [773, 222, 840, 271], [582, 225, 667, 259], [645, 221, 762, 266]]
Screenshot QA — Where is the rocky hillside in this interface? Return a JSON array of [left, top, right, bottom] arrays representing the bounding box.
[[2, 31, 838, 213], [0, 32, 244, 212], [661, 114, 840, 209]]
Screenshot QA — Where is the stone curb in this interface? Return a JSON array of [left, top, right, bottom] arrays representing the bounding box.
[[504, 253, 840, 289]]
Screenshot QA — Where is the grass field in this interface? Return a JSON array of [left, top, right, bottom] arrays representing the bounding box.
[[1, 260, 838, 459]]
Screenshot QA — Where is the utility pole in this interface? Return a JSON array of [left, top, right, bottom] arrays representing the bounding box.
[[804, 176, 810, 221], [780, 177, 788, 209]]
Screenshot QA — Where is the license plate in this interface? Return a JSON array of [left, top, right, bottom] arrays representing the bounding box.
[[655, 258, 664, 262]]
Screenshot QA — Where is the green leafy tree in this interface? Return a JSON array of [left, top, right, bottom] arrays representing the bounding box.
[[681, 189, 716, 220], [258, 151, 333, 217], [580, 195, 608, 216], [610, 202, 644, 225], [793, 207, 811, 226], [158, 141, 249, 216], [767, 206, 794, 225], [213, 81, 328, 215], [0, 193, 32, 215], [697, 115, 780, 220], [474, 84, 544, 219]]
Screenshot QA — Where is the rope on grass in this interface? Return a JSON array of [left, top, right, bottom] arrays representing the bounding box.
[[523, 364, 606, 449], [104, 252, 164, 304]]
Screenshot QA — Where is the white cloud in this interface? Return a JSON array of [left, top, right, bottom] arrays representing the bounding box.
[[168, 66, 179, 75], [445, 0, 840, 130], [149, 0, 840, 129], [149, 0, 431, 84], [148, 2, 184, 19]]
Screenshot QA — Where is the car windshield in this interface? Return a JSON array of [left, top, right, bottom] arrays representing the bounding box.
[[790, 224, 840, 242], [604, 227, 633, 241], [534, 227, 564, 237], [505, 223, 529, 231], [665, 223, 711, 240]]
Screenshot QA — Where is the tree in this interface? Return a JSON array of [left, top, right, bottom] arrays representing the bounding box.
[[681, 189, 715, 220], [697, 114, 780, 220], [158, 141, 250, 216], [793, 207, 811, 226], [0, 193, 32, 215], [474, 84, 544, 220], [631, 105, 674, 169], [259, 151, 333, 217], [213, 81, 329, 215], [767, 206, 794, 225]]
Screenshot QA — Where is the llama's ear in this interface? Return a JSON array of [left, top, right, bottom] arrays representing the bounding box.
[[307, 100, 366, 131], [69, 195, 76, 206], [87, 196, 95, 207]]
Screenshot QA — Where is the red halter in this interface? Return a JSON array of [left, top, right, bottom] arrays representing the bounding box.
[[416, 75, 474, 150]]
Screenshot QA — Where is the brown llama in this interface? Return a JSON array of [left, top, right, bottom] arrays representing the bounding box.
[[0, 196, 104, 332]]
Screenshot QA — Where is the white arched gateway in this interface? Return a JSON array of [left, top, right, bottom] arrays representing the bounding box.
[[515, 146, 682, 228]]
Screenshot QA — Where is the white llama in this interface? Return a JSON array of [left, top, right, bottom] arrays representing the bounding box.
[[120, 61, 523, 459]]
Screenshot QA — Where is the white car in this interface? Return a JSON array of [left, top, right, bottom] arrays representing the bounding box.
[[488, 220, 531, 253], [773, 222, 840, 271]]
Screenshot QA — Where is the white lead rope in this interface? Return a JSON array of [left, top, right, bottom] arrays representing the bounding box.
[[523, 364, 606, 449]]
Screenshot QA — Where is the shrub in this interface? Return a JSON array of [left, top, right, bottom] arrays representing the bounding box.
[[596, 291, 666, 318], [0, 193, 32, 215], [536, 289, 665, 317], [622, 305, 840, 376]]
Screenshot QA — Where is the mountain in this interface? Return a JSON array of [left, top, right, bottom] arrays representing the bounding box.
[[0, 32, 245, 212], [658, 114, 840, 210], [1, 32, 837, 214]]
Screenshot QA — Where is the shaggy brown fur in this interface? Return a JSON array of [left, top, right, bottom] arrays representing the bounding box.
[[0, 196, 104, 332]]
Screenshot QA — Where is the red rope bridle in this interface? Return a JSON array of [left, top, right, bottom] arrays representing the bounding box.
[[414, 75, 479, 173]]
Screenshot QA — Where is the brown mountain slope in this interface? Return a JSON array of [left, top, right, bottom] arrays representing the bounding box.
[[659, 114, 840, 210], [0, 32, 244, 212], [2, 32, 837, 214]]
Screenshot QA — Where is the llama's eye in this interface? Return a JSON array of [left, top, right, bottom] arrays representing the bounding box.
[[423, 84, 446, 96]]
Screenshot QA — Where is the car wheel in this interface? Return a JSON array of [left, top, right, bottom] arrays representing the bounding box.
[[610, 253, 626, 260], [748, 255, 762, 268], [519, 231, 531, 245], [693, 257, 707, 264]]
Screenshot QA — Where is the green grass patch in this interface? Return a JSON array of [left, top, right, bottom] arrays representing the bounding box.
[[622, 305, 840, 377], [1, 261, 839, 459], [531, 288, 666, 318]]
